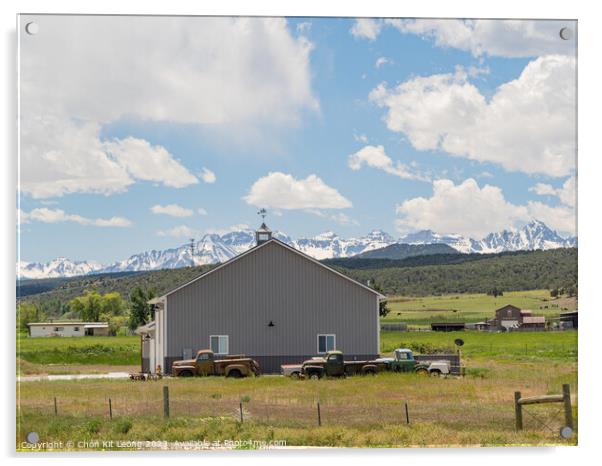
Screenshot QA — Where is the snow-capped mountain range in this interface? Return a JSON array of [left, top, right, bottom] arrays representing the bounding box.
[[17, 221, 576, 279]]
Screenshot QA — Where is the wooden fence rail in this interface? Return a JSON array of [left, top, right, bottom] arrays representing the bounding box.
[[514, 384, 573, 432]]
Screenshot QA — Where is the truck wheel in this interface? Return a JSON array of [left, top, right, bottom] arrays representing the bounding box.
[[430, 369, 442, 377], [178, 370, 193, 377], [309, 372, 321, 380], [290, 372, 300, 379], [363, 369, 376, 376], [415, 368, 429, 376], [226, 369, 242, 378]]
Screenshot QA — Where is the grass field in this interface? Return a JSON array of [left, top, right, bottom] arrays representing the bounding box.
[[383, 290, 577, 326], [17, 335, 139, 375], [16, 329, 578, 449]]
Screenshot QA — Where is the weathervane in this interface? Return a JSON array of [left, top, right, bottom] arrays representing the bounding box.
[[257, 208, 267, 221]]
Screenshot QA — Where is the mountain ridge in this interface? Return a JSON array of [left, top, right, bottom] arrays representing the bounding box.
[[17, 221, 576, 279]]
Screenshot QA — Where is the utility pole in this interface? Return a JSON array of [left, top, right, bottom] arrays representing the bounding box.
[[189, 238, 195, 267]]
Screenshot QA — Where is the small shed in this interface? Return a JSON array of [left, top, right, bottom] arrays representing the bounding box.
[[521, 316, 546, 330], [465, 321, 490, 331], [559, 311, 578, 329]]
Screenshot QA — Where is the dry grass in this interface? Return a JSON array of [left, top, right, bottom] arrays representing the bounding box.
[[17, 356, 577, 449]]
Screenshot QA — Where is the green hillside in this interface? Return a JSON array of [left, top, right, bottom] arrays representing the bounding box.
[[18, 248, 577, 317], [338, 248, 577, 296]]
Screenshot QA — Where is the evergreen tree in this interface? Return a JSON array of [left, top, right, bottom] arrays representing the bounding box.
[[128, 286, 156, 330]]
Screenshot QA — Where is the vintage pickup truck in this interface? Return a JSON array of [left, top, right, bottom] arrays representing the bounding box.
[[281, 349, 451, 379], [301, 351, 386, 379], [375, 348, 451, 375], [172, 349, 260, 378]]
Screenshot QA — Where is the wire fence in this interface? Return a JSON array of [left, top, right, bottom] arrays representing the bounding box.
[[19, 386, 535, 432]]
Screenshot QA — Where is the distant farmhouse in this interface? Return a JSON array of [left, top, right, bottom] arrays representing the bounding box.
[[27, 322, 109, 338], [138, 223, 385, 374], [489, 305, 545, 331]]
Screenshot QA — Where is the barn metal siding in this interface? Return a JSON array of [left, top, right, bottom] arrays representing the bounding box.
[[164, 241, 379, 372]]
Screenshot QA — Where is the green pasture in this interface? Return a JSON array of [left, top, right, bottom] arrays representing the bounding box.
[[383, 290, 576, 326], [17, 334, 139, 367]]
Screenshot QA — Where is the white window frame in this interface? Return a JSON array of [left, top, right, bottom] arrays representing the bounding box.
[[317, 334, 336, 354], [210, 335, 229, 355]]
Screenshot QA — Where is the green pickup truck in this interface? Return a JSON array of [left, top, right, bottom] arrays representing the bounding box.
[[375, 348, 451, 375], [282, 349, 451, 379]]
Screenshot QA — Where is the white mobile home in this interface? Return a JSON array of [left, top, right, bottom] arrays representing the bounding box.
[[27, 322, 109, 337]]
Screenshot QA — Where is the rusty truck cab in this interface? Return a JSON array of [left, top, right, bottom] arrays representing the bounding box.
[[194, 349, 216, 375]]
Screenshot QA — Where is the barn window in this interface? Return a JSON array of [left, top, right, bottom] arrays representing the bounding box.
[[74, 327, 80, 331], [210, 335, 229, 355], [317, 334, 336, 353]]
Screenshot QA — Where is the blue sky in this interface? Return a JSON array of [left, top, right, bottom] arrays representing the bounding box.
[[18, 16, 577, 263]]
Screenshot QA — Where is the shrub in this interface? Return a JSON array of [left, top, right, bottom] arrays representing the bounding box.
[[113, 418, 133, 434], [84, 418, 102, 434]]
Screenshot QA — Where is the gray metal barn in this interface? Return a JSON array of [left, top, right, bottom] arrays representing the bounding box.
[[140, 224, 384, 374]]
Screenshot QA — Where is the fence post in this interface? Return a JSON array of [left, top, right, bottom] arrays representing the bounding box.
[[163, 386, 170, 418], [54, 397, 57, 416], [109, 398, 113, 420], [562, 384, 573, 429], [239, 402, 244, 423], [514, 391, 523, 430], [405, 402, 410, 424], [317, 400, 322, 426]]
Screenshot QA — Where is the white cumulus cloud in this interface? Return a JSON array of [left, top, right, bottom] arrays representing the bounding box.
[[370, 55, 576, 177], [348, 145, 427, 181], [330, 212, 359, 226], [19, 16, 318, 199], [243, 172, 352, 210], [19, 208, 132, 228], [352, 19, 575, 58], [20, 16, 318, 127], [150, 204, 194, 218], [529, 176, 576, 208], [20, 116, 198, 198], [350, 19, 382, 41], [200, 168, 217, 184], [395, 178, 576, 237], [395, 179, 529, 238], [375, 57, 392, 68], [156, 225, 199, 238], [104, 138, 199, 188]]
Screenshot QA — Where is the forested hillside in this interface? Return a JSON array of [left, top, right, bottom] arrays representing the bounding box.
[[18, 248, 577, 317], [337, 248, 577, 295]]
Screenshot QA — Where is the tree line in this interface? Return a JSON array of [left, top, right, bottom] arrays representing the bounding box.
[[18, 286, 158, 335]]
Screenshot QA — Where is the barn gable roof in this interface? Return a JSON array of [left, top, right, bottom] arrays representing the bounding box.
[[495, 304, 521, 313], [156, 238, 386, 301]]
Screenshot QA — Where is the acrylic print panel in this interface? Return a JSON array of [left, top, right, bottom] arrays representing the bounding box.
[[17, 15, 577, 451]]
